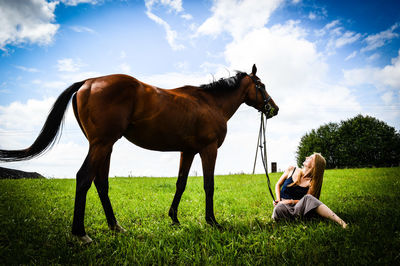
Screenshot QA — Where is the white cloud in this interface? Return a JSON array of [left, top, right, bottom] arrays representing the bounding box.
[[0, 0, 59, 50], [325, 20, 340, 30], [174, 61, 189, 71], [145, 11, 184, 50], [57, 58, 85, 72], [381, 91, 393, 104], [60, 0, 100, 6], [343, 49, 400, 90], [307, 7, 327, 23], [0, 81, 10, 94], [181, 14, 193, 20], [39, 68, 102, 96], [308, 12, 316, 20], [317, 21, 399, 56], [119, 63, 131, 73], [42, 80, 68, 90], [342, 50, 400, 127], [315, 20, 340, 37], [343, 67, 377, 87], [335, 31, 362, 48], [225, 21, 327, 90], [345, 51, 357, 61], [318, 20, 362, 55], [57, 71, 102, 84], [199, 61, 225, 74], [366, 53, 380, 62], [15, 65, 40, 73], [69, 25, 96, 34], [381, 52, 400, 88], [120, 50, 127, 59], [145, 0, 184, 13], [196, 0, 283, 40], [145, 0, 189, 50], [0, 98, 55, 135], [0, 0, 101, 52], [361, 23, 400, 53], [325, 30, 361, 55]]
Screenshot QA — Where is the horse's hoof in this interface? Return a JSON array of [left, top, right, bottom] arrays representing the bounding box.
[[212, 223, 223, 229], [109, 222, 127, 233], [170, 221, 181, 227], [206, 218, 223, 229], [74, 234, 93, 245], [168, 210, 181, 225]]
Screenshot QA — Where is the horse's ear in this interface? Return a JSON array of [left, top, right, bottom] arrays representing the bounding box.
[[251, 64, 257, 75]]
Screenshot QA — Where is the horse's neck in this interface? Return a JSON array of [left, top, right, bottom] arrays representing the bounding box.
[[203, 87, 247, 121]]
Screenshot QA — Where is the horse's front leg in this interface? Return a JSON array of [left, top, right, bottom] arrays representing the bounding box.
[[200, 143, 221, 227], [169, 152, 195, 225]]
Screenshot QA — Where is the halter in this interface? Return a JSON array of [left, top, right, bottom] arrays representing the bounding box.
[[249, 75, 276, 202], [249, 75, 272, 115]]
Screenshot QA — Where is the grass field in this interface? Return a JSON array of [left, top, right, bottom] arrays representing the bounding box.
[[1, 167, 399, 264]]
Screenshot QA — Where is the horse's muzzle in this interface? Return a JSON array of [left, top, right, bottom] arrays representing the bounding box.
[[266, 105, 279, 119]]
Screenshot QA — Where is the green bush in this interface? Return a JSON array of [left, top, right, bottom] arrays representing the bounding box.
[[296, 115, 400, 168]]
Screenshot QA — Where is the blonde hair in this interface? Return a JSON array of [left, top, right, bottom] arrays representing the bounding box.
[[290, 153, 326, 199], [308, 153, 326, 199]]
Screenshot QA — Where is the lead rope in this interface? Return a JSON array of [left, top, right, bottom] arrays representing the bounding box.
[[253, 112, 276, 202]]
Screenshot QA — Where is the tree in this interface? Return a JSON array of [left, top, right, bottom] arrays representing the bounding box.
[[296, 123, 339, 169], [296, 115, 400, 169]]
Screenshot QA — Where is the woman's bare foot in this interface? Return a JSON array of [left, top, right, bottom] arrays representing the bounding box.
[[339, 219, 348, 229]]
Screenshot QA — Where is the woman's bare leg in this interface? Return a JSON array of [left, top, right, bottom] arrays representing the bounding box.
[[316, 204, 348, 228]]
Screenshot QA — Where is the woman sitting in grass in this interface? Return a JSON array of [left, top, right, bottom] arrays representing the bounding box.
[[272, 153, 348, 228]]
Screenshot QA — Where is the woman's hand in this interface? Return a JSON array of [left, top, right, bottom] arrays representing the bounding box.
[[273, 199, 280, 206], [280, 199, 296, 205]]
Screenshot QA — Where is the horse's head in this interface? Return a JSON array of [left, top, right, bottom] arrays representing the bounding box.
[[244, 64, 279, 118]]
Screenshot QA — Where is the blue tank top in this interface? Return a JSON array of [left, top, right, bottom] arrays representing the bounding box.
[[280, 167, 309, 200]]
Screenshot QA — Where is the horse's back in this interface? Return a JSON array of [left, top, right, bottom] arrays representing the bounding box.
[[79, 74, 145, 99]]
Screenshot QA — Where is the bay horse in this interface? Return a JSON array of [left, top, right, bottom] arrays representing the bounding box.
[[0, 64, 278, 244]]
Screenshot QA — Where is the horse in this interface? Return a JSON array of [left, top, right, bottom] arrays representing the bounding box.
[[0, 64, 278, 244]]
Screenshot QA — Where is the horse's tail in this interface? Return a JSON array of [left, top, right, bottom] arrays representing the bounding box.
[[0, 81, 85, 162]]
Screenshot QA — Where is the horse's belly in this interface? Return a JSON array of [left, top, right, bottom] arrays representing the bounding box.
[[123, 124, 197, 152]]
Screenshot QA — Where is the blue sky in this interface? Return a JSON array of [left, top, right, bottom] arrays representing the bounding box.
[[0, 0, 399, 178]]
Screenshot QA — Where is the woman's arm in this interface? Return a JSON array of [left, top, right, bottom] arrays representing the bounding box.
[[274, 166, 293, 205]]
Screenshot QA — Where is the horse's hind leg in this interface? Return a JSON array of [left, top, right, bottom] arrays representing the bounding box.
[[94, 150, 126, 233], [169, 152, 195, 225], [72, 150, 95, 241], [72, 142, 120, 243]]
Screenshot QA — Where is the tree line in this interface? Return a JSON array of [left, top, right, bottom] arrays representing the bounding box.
[[296, 115, 400, 169]]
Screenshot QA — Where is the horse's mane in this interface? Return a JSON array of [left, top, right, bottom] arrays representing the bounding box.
[[200, 71, 248, 91]]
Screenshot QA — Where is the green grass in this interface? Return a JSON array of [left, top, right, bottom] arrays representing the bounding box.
[[1, 167, 399, 265]]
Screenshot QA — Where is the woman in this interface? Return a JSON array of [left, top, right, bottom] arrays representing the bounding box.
[[272, 153, 348, 228]]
